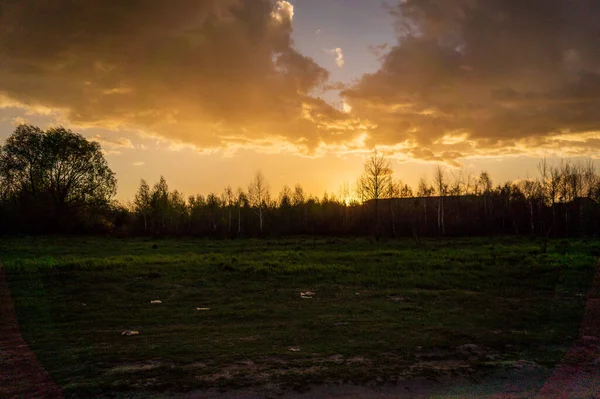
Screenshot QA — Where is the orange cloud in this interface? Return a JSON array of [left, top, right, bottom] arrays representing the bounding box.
[[342, 0, 600, 164], [0, 0, 364, 156], [2, 0, 600, 167]]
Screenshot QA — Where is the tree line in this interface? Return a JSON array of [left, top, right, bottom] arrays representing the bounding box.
[[1, 125, 600, 238]]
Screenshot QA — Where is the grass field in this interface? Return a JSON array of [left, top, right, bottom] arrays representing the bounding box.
[[1, 236, 599, 397]]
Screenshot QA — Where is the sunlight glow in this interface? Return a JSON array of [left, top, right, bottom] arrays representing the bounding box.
[[271, 1, 294, 23]]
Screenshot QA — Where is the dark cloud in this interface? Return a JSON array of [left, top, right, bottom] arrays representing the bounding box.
[[343, 0, 600, 161], [2, 0, 599, 163], [0, 0, 358, 153]]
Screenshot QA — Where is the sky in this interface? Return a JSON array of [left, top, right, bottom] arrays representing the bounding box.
[[1, 0, 599, 202]]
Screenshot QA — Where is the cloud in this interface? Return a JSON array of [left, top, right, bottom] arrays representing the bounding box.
[[10, 116, 29, 127], [0, 0, 363, 155], [132, 162, 145, 166], [89, 135, 134, 149], [272, 1, 294, 23], [327, 48, 345, 68], [4, 0, 598, 165], [342, 0, 600, 163]]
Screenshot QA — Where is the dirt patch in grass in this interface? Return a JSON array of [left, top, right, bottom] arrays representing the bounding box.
[[108, 361, 164, 374], [0, 264, 64, 398]]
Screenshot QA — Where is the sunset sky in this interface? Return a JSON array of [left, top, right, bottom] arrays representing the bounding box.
[[1, 0, 599, 202]]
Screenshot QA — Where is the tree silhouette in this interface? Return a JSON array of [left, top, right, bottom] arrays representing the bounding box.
[[0, 125, 116, 231], [433, 165, 448, 235], [248, 171, 269, 234], [134, 179, 152, 233], [357, 153, 393, 237]]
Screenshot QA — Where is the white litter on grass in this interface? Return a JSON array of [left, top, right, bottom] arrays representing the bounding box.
[[289, 347, 301, 352], [300, 291, 315, 298], [196, 307, 211, 311], [150, 300, 162, 304], [121, 330, 139, 336]]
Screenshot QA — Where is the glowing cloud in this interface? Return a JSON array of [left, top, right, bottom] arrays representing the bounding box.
[[10, 116, 29, 127], [327, 47, 345, 68], [272, 1, 294, 23], [342, 0, 600, 163]]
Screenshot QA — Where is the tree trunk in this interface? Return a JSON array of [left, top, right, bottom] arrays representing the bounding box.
[[228, 209, 232, 237], [304, 206, 308, 232], [375, 198, 380, 239], [441, 198, 445, 235], [579, 202, 584, 236], [437, 196, 444, 235], [390, 199, 397, 237], [423, 198, 427, 235], [551, 200, 556, 237], [529, 200, 534, 236], [565, 206, 569, 237]]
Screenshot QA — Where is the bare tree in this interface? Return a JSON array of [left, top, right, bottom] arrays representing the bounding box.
[[449, 168, 468, 226], [463, 171, 476, 195], [357, 153, 393, 237], [337, 182, 351, 205], [293, 184, 305, 206], [248, 171, 270, 234], [583, 160, 597, 199], [222, 185, 234, 236], [291, 184, 307, 230], [357, 153, 393, 202], [449, 169, 465, 197], [548, 165, 562, 231], [417, 176, 434, 230], [478, 171, 493, 226], [279, 185, 292, 207], [152, 176, 170, 234], [538, 159, 550, 204], [206, 193, 221, 233], [400, 183, 413, 198], [433, 165, 448, 235], [519, 179, 542, 236], [386, 178, 401, 236], [134, 179, 152, 233], [235, 188, 247, 236], [278, 185, 293, 230]]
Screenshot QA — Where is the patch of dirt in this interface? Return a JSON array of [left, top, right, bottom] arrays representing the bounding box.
[[0, 264, 64, 398], [108, 361, 163, 374], [239, 336, 259, 342], [184, 361, 208, 369]]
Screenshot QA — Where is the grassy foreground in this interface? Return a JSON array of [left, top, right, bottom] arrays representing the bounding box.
[[1, 236, 599, 397]]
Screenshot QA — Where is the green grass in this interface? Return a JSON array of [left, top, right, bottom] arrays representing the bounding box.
[[1, 236, 599, 397]]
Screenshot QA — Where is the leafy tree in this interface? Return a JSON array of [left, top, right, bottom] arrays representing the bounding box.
[[151, 176, 170, 234], [0, 125, 116, 231]]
